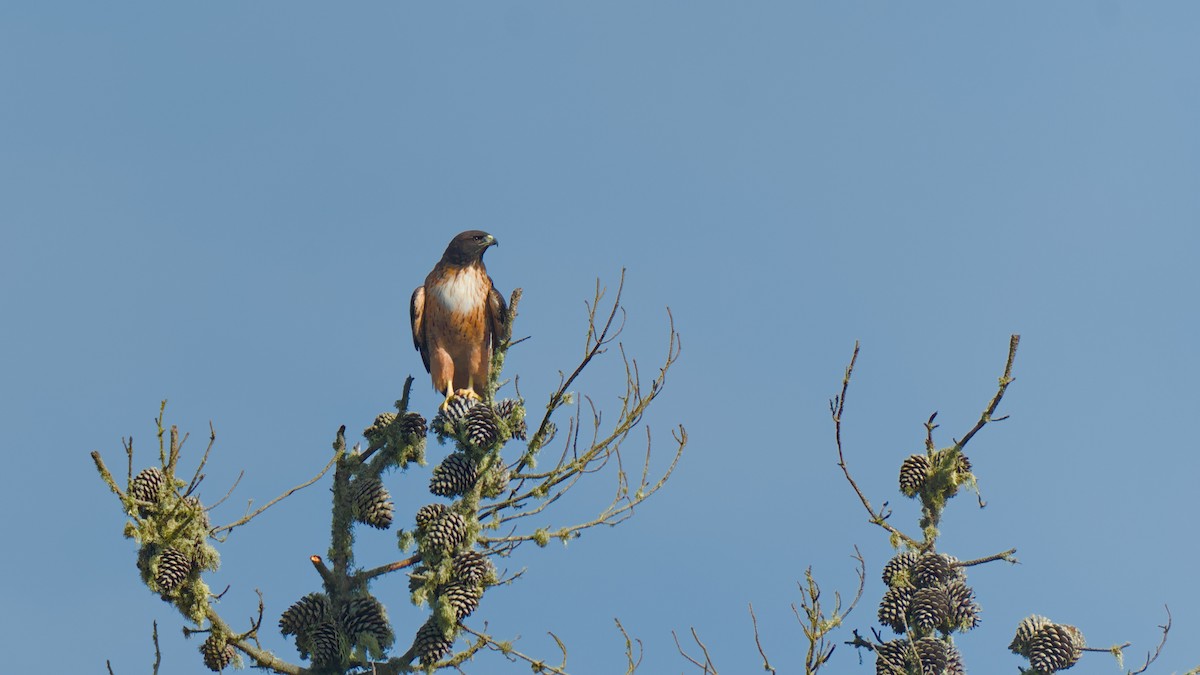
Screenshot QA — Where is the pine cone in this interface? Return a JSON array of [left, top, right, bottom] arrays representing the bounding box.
[[154, 547, 191, 593], [912, 636, 948, 675], [882, 551, 920, 587], [414, 618, 454, 666], [942, 579, 981, 633], [878, 586, 912, 633], [430, 452, 478, 497], [200, 634, 235, 672], [465, 405, 499, 447], [353, 477, 394, 530], [433, 396, 478, 435], [130, 467, 166, 504], [279, 593, 331, 636], [1029, 623, 1084, 673], [494, 399, 527, 440], [899, 454, 932, 497], [452, 550, 493, 585], [415, 503, 448, 529], [875, 640, 910, 674], [439, 581, 483, 620], [1009, 614, 1052, 656], [909, 587, 949, 634], [913, 553, 955, 588], [339, 595, 393, 647], [945, 643, 966, 675], [309, 621, 345, 667], [400, 411, 428, 438], [183, 495, 210, 529], [425, 511, 468, 552], [364, 412, 397, 443]]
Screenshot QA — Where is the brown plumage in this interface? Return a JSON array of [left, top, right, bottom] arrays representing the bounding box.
[[410, 230, 507, 405]]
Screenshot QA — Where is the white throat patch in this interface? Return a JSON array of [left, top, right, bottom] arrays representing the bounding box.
[[433, 268, 487, 315]]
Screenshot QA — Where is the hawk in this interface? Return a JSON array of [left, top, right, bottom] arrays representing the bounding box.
[[410, 230, 507, 407]]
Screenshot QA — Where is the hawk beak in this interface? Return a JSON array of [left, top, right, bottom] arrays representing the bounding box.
[[487, 235, 499, 247]]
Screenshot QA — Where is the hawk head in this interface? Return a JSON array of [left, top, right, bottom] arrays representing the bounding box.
[[441, 230, 498, 267]]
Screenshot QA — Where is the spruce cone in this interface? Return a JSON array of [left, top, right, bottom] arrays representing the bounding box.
[[494, 399, 526, 440], [465, 405, 499, 447], [452, 550, 492, 585], [877, 586, 912, 633], [909, 587, 949, 634], [353, 477, 394, 529], [1028, 623, 1084, 673], [875, 640, 909, 674], [882, 551, 920, 587], [309, 621, 345, 667], [364, 412, 397, 443], [899, 454, 932, 497], [400, 411, 428, 437], [130, 467, 166, 504], [430, 452, 478, 497], [942, 579, 981, 632], [913, 553, 955, 588], [279, 592, 332, 636], [200, 634, 235, 672], [415, 503, 448, 529], [154, 547, 191, 593], [1009, 614, 1052, 656], [425, 511, 468, 552], [440, 581, 483, 620], [414, 618, 454, 666], [339, 595, 393, 647], [912, 636, 948, 675]]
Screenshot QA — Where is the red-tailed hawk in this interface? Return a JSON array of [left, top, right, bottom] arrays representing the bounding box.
[[410, 230, 507, 407]]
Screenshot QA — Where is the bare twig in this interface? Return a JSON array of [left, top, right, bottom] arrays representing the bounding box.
[[831, 342, 919, 547], [749, 604, 776, 674], [614, 618, 643, 675], [1128, 605, 1172, 675], [674, 628, 718, 674], [458, 624, 571, 674], [212, 450, 340, 537], [354, 554, 422, 584], [954, 548, 1018, 567], [954, 334, 1020, 451]]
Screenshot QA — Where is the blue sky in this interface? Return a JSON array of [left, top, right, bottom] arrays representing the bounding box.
[[2, 2, 1198, 673]]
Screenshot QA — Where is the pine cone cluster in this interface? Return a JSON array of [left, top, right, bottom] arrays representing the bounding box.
[[414, 618, 455, 666], [899, 454, 932, 497], [494, 398, 527, 440], [279, 592, 392, 666], [1009, 616, 1085, 673], [200, 634, 235, 672], [415, 503, 448, 528], [352, 477, 394, 529], [877, 551, 979, 640], [430, 452, 478, 497], [153, 546, 192, 593], [875, 637, 964, 675], [130, 467, 166, 504], [465, 404, 499, 447]]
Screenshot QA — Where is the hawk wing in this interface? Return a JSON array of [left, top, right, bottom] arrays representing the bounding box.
[[410, 286, 430, 372], [486, 279, 508, 350]]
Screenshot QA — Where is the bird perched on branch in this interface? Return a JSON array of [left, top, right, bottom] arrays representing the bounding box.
[[410, 230, 507, 408]]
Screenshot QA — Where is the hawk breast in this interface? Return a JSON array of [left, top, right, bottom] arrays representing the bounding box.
[[432, 266, 489, 315]]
